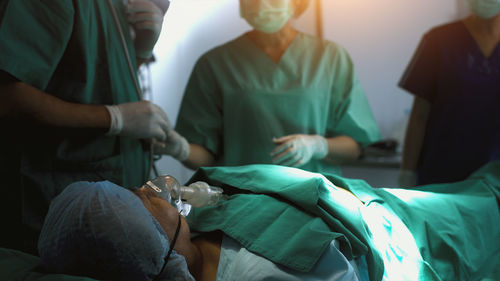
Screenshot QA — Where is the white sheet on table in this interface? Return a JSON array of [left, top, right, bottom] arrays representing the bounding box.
[[216, 235, 361, 281]]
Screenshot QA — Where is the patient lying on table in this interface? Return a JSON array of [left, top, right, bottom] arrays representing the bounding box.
[[38, 179, 360, 281], [37, 163, 500, 281]]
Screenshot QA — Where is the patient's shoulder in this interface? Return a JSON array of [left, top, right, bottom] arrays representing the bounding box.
[[192, 231, 223, 281]]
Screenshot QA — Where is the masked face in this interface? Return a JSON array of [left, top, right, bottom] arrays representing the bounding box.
[[134, 186, 194, 265], [467, 0, 500, 19], [240, 0, 293, 34]]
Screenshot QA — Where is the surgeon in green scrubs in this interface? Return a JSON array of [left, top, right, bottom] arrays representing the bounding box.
[[160, 0, 380, 174], [0, 0, 170, 254]]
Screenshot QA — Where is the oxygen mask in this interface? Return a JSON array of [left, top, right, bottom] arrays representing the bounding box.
[[143, 175, 225, 216]]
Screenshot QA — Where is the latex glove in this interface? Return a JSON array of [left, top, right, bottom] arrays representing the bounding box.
[[105, 100, 170, 141], [126, 0, 164, 59], [270, 134, 328, 167], [153, 129, 190, 161], [398, 170, 417, 188]]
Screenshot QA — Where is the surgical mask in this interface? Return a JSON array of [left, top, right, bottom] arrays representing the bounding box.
[[240, 0, 293, 34], [466, 0, 500, 19], [144, 175, 225, 216]]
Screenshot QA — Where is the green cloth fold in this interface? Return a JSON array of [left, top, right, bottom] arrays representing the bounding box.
[[187, 164, 384, 280], [187, 162, 500, 281]]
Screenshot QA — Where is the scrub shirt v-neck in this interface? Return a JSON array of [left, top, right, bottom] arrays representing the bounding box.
[[399, 21, 500, 185], [176, 32, 380, 175]]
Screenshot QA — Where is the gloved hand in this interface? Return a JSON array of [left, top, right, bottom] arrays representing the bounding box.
[[153, 129, 190, 161], [398, 170, 417, 188], [126, 0, 165, 59], [105, 100, 170, 141], [270, 134, 328, 167]]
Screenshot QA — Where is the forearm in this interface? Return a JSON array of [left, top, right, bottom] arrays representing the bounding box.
[[182, 143, 215, 170], [0, 81, 110, 131], [324, 135, 361, 162], [401, 97, 430, 171]]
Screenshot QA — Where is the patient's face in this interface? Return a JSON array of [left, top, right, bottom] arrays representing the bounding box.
[[133, 187, 196, 266]]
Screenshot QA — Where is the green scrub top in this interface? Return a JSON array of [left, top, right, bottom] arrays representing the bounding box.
[[0, 0, 149, 253], [176, 33, 380, 175]]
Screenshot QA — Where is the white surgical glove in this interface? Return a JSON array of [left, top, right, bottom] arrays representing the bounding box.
[[271, 134, 328, 167], [126, 0, 165, 59], [398, 170, 417, 188], [153, 129, 190, 161], [105, 100, 170, 141]]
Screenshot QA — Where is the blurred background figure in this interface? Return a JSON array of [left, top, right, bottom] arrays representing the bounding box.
[[399, 0, 500, 186], [160, 0, 380, 175]]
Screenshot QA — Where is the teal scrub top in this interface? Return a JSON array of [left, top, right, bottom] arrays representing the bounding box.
[[187, 162, 500, 281], [0, 0, 149, 253], [176, 33, 380, 175]]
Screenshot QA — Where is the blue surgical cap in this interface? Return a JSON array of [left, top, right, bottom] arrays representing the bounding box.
[[38, 181, 195, 281]]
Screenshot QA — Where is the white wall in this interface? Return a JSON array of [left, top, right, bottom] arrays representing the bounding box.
[[150, 0, 466, 184], [322, 0, 463, 139], [324, 0, 467, 187]]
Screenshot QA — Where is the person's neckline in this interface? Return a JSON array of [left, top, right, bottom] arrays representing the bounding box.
[[242, 30, 301, 65], [460, 19, 500, 60]]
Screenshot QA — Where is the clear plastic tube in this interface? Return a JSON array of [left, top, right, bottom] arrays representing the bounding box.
[[180, 181, 224, 208]]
